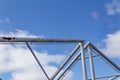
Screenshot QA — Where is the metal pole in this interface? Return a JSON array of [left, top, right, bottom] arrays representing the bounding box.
[[88, 74, 120, 80], [57, 50, 81, 80], [109, 75, 120, 80], [0, 37, 84, 43], [90, 43, 120, 72], [26, 42, 50, 80], [88, 46, 95, 80], [50, 44, 80, 80], [56, 42, 91, 80], [80, 42, 88, 80]]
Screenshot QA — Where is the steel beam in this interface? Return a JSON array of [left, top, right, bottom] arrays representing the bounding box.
[[56, 42, 90, 80], [89, 43, 120, 72], [109, 74, 120, 80], [50, 44, 80, 80], [88, 74, 120, 80], [26, 42, 50, 80], [0, 37, 84, 43], [57, 49, 81, 80], [80, 42, 88, 80], [88, 46, 95, 80]]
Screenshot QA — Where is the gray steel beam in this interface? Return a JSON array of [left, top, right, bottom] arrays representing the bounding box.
[[80, 42, 88, 80], [57, 48, 81, 80], [88, 74, 120, 80], [77, 55, 100, 60], [109, 74, 120, 80], [50, 44, 80, 80], [26, 42, 50, 80], [89, 43, 120, 72], [56, 42, 90, 80], [88, 46, 95, 80], [0, 37, 84, 43], [58, 42, 120, 80]]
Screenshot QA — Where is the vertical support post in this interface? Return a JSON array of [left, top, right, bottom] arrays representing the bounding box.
[[80, 42, 87, 80], [88, 46, 95, 80]]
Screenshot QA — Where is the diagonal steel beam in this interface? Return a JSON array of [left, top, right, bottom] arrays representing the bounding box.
[[50, 44, 80, 80], [56, 42, 90, 80], [89, 43, 120, 72], [56, 42, 120, 80], [26, 42, 50, 80]]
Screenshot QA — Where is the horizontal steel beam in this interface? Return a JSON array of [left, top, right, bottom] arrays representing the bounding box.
[[88, 74, 120, 80], [77, 54, 100, 60], [0, 37, 84, 43]]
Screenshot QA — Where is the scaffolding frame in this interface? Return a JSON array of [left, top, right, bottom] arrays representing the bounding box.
[[0, 37, 120, 80]]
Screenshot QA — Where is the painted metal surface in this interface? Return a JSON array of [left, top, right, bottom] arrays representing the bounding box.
[[0, 38, 119, 80]]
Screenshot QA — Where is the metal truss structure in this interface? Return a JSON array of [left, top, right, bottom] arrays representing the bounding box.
[[0, 37, 120, 80]]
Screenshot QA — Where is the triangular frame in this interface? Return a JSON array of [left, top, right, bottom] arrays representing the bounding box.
[[51, 42, 120, 80]]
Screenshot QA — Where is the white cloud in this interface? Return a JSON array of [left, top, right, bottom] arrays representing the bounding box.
[[105, 0, 120, 15], [0, 18, 10, 23], [0, 30, 73, 80], [0, 30, 42, 38], [91, 11, 99, 19], [102, 30, 120, 58]]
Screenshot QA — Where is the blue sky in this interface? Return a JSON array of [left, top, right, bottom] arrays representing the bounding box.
[[0, 0, 120, 42], [0, 0, 120, 80]]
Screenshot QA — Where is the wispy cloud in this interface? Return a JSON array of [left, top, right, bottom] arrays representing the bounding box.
[[0, 18, 10, 23], [105, 0, 120, 15], [0, 30, 73, 80], [0, 29, 43, 38], [91, 11, 99, 19], [101, 30, 120, 58]]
